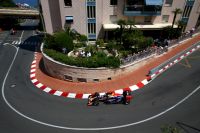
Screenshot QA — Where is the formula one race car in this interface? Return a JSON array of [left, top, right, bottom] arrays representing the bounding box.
[[87, 90, 132, 106], [87, 92, 100, 106]]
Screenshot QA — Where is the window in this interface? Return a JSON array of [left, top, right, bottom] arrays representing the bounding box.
[[144, 16, 152, 23], [182, 6, 192, 17], [87, 6, 96, 18], [165, 0, 173, 5], [110, 0, 117, 5], [162, 15, 169, 22], [88, 23, 96, 34], [110, 15, 117, 23], [65, 16, 73, 23], [64, 0, 72, 6]]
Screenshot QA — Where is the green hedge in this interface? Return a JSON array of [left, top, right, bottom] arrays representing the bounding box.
[[44, 48, 120, 68], [44, 31, 74, 52]]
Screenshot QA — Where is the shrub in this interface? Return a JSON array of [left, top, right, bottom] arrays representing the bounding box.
[[106, 40, 117, 52], [145, 37, 154, 47], [162, 26, 181, 39], [44, 48, 120, 68], [79, 34, 88, 42], [107, 56, 120, 68], [96, 39, 105, 47], [122, 30, 144, 50], [85, 45, 97, 54], [120, 50, 131, 58], [54, 31, 74, 52], [74, 42, 86, 48], [44, 34, 57, 50]]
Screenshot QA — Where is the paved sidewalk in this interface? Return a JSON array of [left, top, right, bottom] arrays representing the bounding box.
[[33, 34, 200, 94]]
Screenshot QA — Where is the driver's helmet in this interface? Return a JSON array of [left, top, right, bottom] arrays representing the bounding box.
[[107, 91, 115, 97]]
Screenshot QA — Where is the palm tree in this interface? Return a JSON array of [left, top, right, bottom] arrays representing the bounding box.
[[127, 19, 136, 31], [176, 20, 186, 32], [117, 19, 127, 45], [172, 8, 182, 28]]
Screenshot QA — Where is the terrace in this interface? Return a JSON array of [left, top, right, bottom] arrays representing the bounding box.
[[124, 0, 163, 16]]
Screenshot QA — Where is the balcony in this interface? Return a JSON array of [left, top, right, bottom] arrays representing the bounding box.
[[124, 5, 162, 16], [124, 0, 163, 16], [186, 0, 194, 6]]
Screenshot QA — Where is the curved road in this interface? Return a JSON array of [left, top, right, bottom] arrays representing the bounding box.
[[0, 30, 200, 133]]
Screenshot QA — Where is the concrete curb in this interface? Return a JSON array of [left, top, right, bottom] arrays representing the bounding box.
[[30, 45, 200, 99]]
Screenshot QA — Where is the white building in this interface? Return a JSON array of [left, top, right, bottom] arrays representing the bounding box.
[[40, 0, 200, 40]]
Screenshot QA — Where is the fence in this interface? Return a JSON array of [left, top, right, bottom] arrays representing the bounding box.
[[121, 28, 200, 65]]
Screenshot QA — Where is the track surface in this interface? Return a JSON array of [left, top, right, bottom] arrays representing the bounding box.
[[0, 24, 200, 132]]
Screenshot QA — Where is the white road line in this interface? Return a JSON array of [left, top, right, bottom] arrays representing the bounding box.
[[36, 83, 43, 88], [129, 85, 139, 91], [32, 60, 36, 64], [67, 93, 76, 98], [141, 79, 148, 85], [53, 91, 63, 96], [31, 79, 38, 83], [115, 89, 123, 94], [43, 87, 52, 93], [19, 31, 24, 42], [30, 69, 36, 73], [31, 64, 36, 68], [82, 94, 91, 99], [30, 73, 36, 78], [1, 43, 200, 131], [15, 41, 18, 45]]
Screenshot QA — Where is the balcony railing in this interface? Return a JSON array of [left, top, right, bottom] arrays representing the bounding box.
[[124, 5, 162, 16]]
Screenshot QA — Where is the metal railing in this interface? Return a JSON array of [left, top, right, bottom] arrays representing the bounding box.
[[120, 28, 200, 65]]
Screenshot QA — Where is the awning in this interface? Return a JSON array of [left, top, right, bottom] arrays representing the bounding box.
[[103, 23, 177, 30], [65, 16, 73, 20], [145, 0, 163, 5], [65, 16, 73, 23]]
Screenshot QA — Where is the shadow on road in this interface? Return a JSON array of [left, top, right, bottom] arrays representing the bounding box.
[[19, 35, 43, 52], [176, 122, 200, 133]]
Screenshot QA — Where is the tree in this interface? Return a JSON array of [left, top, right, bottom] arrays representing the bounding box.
[[96, 39, 105, 47], [54, 31, 74, 52], [117, 19, 127, 45], [106, 40, 117, 52], [0, 0, 16, 7], [172, 8, 182, 28], [176, 20, 186, 32], [44, 34, 56, 49], [127, 19, 136, 31], [123, 29, 143, 50], [78, 34, 88, 43]]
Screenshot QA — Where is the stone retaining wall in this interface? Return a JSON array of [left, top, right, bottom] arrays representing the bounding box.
[[41, 43, 149, 82]]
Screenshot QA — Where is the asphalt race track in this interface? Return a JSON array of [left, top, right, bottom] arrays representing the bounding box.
[[0, 29, 200, 132]]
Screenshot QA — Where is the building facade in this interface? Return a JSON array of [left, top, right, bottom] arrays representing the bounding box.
[[40, 0, 200, 40]]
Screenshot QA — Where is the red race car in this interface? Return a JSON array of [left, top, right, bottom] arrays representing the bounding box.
[[87, 90, 133, 106]]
